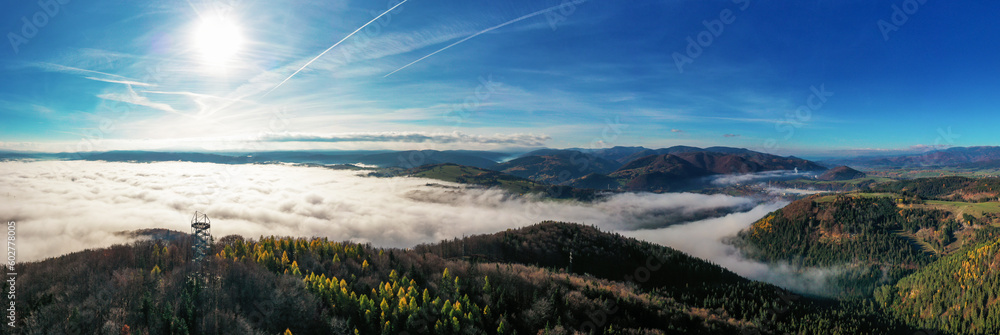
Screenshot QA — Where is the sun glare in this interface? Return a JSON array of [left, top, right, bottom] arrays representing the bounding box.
[[192, 15, 244, 70]]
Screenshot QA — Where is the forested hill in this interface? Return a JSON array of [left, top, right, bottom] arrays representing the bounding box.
[[876, 228, 1000, 334], [405, 163, 603, 201], [731, 176, 1000, 334], [9, 222, 915, 334], [736, 195, 943, 265], [732, 194, 957, 297]]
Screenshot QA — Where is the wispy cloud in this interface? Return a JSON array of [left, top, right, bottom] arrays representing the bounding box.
[[141, 90, 241, 101], [28, 62, 131, 79], [32, 105, 55, 115], [723, 134, 740, 138], [84, 77, 154, 87], [260, 131, 550, 146], [264, 0, 409, 96], [384, 1, 588, 77], [97, 86, 185, 116], [704, 116, 778, 124]]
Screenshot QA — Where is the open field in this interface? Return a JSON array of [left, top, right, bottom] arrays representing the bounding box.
[[866, 168, 1000, 179], [910, 200, 1000, 218], [813, 191, 1000, 222], [790, 177, 895, 185], [814, 192, 896, 203]]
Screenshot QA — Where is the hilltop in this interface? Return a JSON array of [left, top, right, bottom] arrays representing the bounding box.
[[818, 166, 867, 181], [491, 149, 620, 184], [405, 163, 604, 200]]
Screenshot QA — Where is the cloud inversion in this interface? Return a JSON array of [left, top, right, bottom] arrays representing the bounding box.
[[1, 161, 743, 261], [2, 161, 837, 295]]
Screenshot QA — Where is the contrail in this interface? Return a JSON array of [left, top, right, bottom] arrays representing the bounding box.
[[264, 0, 408, 97], [384, 1, 581, 77]]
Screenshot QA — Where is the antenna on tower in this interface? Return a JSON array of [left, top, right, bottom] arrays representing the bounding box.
[[191, 211, 213, 263]]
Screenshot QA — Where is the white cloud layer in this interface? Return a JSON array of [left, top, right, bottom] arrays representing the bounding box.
[[1, 161, 837, 295], [1, 161, 748, 262]]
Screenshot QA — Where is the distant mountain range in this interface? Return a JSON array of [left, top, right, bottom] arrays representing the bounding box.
[[10, 145, 1000, 171], [821, 146, 1000, 169], [468, 146, 827, 192], [555, 147, 825, 192]]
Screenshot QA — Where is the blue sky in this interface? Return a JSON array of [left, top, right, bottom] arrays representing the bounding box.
[[1, 0, 998, 157]]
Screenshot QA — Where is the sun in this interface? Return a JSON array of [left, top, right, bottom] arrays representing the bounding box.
[[191, 15, 244, 70]]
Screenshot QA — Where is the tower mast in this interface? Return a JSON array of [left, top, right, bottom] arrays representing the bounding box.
[[191, 211, 213, 263]]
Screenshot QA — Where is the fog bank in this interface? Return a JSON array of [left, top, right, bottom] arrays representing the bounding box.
[[2, 160, 840, 296], [0, 161, 750, 261]]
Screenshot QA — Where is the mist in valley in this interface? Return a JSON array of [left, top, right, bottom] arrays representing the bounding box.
[[2, 160, 839, 295]]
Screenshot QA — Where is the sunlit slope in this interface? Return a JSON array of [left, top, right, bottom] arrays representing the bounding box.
[[875, 229, 1000, 334]]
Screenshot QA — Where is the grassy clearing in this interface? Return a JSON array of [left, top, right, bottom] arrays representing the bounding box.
[[911, 200, 1000, 218], [893, 230, 940, 256], [815, 192, 896, 203]]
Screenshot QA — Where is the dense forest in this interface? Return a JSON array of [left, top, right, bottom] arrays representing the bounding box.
[[732, 194, 971, 296], [875, 227, 1000, 334], [9, 222, 917, 334]]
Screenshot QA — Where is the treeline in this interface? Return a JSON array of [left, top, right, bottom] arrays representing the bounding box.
[[10, 222, 920, 334], [870, 176, 1000, 202]]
